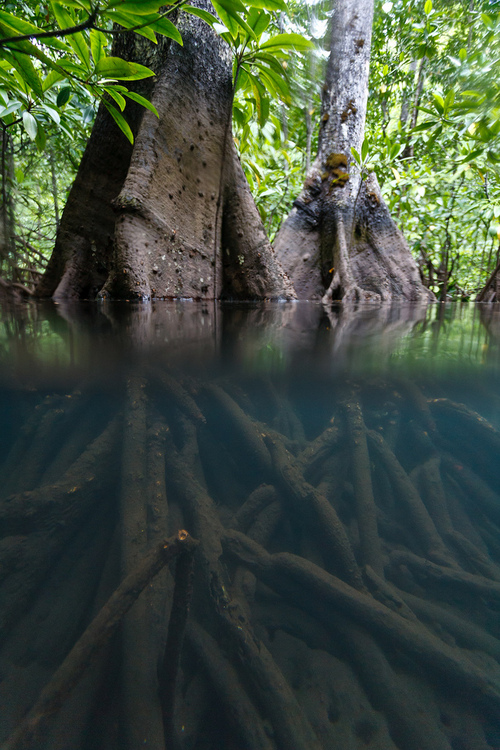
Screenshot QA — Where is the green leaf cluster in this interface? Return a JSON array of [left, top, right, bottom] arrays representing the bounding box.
[[0, 0, 185, 145]]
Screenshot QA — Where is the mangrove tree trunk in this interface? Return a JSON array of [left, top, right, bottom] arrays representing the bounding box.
[[36, 4, 293, 302]]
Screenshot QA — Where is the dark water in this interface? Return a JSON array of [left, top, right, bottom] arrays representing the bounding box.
[[1, 300, 500, 750]]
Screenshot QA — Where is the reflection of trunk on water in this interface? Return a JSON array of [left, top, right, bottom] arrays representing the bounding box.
[[1, 316, 500, 747]]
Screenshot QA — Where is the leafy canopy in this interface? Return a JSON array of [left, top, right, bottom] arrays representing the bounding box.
[[0, 0, 311, 146]]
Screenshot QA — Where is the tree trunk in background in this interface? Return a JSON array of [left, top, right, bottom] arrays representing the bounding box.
[[37, 4, 293, 301], [274, 0, 432, 304], [0, 128, 16, 277]]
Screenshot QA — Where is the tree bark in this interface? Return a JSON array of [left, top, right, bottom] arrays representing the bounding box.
[[274, 0, 432, 305], [36, 4, 293, 301]]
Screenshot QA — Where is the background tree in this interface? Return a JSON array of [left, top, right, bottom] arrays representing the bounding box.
[[273, 0, 432, 303]]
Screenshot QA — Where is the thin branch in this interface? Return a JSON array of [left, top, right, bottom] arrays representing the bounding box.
[[0, 12, 98, 47], [0, 0, 187, 48]]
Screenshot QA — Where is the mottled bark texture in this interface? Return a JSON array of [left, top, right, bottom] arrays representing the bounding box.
[[37, 4, 293, 301], [274, 0, 432, 304]]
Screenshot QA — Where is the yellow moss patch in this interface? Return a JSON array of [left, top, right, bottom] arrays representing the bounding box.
[[326, 153, 348, 169]]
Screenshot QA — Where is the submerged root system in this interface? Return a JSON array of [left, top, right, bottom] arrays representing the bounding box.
[[1, 367, 500, 749]]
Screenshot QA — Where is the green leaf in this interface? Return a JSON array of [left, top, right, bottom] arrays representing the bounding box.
[[81, 104, 95, 124], [40, 103, 61, 124], [351, 147, 361, 165], [107, 0, 165, 13], [459, 48, 467, 62], [246, 158, 262, 180], [3, 49, 43, 98], [149, 16, 183, 45], [253, 60, 289, 101], [62, 0, 92, 10], [424, 0, 432, 14], [411, 119, 438, 132], [247, 70, 268, 126], [103, 99, 133, 143], [260, 33, 313, 52], [382, 64, 389, 76], [95, 57, 155, 81], [481, 13, 493, 27], [90, 29, 107, 65], [107, 10, 157, 42], [35, 123, 47, 151], [247, 0, 286, 10], [456, 148, 483, 163], [246, 7, 270, 36], [361, 139, 369, 162], [183, 7, 216, 26], [0, 10, 69, 52], [43, 70, 64, 92], [0, 101, 22, 119], [212, 1, 256, 40], [51, 2, 90, 69], [56, 86, 72, 106], [22, 110, 38, 140], [123, 90, 159, 117], [232, 100, 248, 127], [103, 85, 126, 110], [432, 93, 444, 114], [212, 0, 247, 14], [251, 51, 282, 74], [255, 66, 289, 104], [389, 142, 401, 160], [234, 65, 251, 95], [55, 57, 89, 77], [443, 89, 455, 115]]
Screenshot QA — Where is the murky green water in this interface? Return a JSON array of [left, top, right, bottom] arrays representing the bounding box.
[[1, 301, 500, 750]]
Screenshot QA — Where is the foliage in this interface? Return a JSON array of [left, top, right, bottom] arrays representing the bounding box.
[[0, 0, 310, 281], [363, 0, 500, 299], [0, 0, 189, 146], [4, 0, 500, 299]]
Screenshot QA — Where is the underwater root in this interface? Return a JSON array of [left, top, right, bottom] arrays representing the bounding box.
[[1, 372, 500, 749]]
